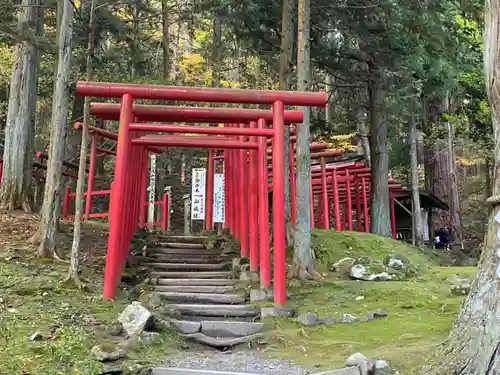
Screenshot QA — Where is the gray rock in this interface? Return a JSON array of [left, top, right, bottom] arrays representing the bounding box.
[[118, 301, 154, 338], [368, 272, 393, 281], [239, 271, 259, 282], [383, 254, 410, 269], [91, 343, 126, 362], [261, 306, 295, 318], [362, 309, 388, 321], [373, 360, 393, 374], [348, 264, 368, 280], [341, 313, 359, 323], [297, 312, 320, 326], [448, 275, 472, 296], [250, 288, 273, 302], [451, 284, 471, 295], [318, 316, 338, 325], [345, 352, 374, 375], [107, 322, 123, 337], [98, 364, 123, 374], [171, 319, 201, 334], [138, 332, 161, 346], [28, 332, 43, 342]]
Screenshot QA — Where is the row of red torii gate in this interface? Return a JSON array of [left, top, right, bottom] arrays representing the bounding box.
[[0, 81, 408, 306]]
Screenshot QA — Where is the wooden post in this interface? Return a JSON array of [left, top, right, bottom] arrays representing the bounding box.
[[165, 186, 172, 234], [183, 193, 191, 235]]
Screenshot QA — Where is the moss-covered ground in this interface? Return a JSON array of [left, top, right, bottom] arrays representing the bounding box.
[[263, 230, 477, 373], [0, 210, 178, 375]]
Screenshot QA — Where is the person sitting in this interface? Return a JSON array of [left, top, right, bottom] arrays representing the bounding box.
[[434, 228, 449, 249]]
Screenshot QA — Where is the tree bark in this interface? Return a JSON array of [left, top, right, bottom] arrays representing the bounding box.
[[424, 96, 463, 241], [0, 0, 42, 211], [368, 63, 391, 237], [409, 113, 423, 246], [36, 0, 74, 258], [162, 0, 170, 81], [292, 0, 317, 279], [424, 2, 500, 373], [357, 110, 371, 167], [279, 0, 295, 235], [69, 0, 96, 282]]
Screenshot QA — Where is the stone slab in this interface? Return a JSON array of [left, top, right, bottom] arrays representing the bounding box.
[[182, 332, 264, 348], [150, 247, 221, 255], [201, 321, 265, 338], [146, 262, 231, 271], [153, 368, 360, 375], [149, 271, 233, 279], [168, 304, 258, 317], [157, 292, 245, 304], [159, 242, 205, 249], [153, 255, 221, 264], [153, 285, 235, 294], [155, 235, 208, 244], [154, 278, 236, 286], [170, 319, 201, 334]]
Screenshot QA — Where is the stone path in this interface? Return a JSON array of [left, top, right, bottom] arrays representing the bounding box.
[[146, 235, 265, 348]]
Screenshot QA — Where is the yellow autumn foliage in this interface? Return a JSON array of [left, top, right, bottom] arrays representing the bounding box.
[[315, 133, 359, 152]]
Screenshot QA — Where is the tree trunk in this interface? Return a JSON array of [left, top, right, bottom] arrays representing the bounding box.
[[279, 0, 295, 236], [69, 0, 96, 282], [424, 3, 500, 373], [424, 96, 463, 241], [0, 0, 42, 211], [212, 14, 221, 88], [358, 110, 371, 167], [292, 0, 317, 279], [368, 63, 391, 237], [36, 0, 74, 258], [409, 114, 423, 246], [162, 0, 170, 80], [485, 154, 492, 200]]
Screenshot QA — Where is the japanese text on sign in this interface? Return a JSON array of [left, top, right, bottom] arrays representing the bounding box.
[[213, 173, 225, 223], [191, 168, 206, 220]]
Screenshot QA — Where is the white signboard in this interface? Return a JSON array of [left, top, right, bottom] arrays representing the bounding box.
[[191, 168, 206, 220], [213, 173, 225, 223], [148, 154, 156, 228]]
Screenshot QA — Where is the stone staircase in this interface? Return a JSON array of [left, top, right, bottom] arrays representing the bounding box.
[[145, 235, 265, 348]]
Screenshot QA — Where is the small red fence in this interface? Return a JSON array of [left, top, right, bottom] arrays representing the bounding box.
[[62, 185, 168, 232]]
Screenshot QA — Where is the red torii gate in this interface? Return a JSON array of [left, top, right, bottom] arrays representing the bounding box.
[[76, 81, 327, 305]]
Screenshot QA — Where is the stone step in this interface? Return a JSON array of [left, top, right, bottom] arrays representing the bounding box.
[[150, 271, 233, 279], [153, 285, 236, 294], [146, 262, 231, 271], [180, 315, 257, 322], [169, 319, 264, 338], [153, 367, 361, 375], [168, 304, 258, 317], [200, 320, 265, 338], [152, 254, 221, 264], [149, 247, 221, 256], [156, 242, 205, 249], [153, 278, 236, 286], [182, 332, 265, 348], [153, 235, 208, 244], [157, 292, 245, 304]]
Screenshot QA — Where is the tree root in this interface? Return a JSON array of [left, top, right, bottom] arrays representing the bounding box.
[[64, 273, 88, 290], [53, 253, 69, 264]]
